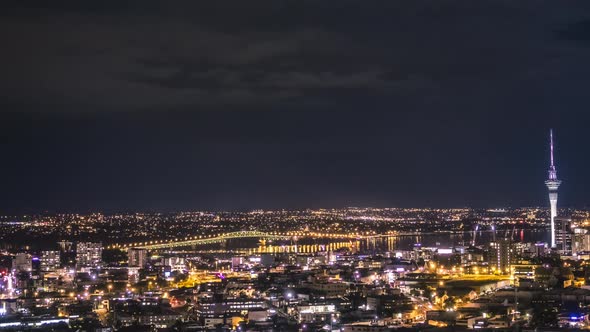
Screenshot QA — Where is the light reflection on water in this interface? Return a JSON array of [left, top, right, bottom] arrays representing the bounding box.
[[183, 229, 550, 255]]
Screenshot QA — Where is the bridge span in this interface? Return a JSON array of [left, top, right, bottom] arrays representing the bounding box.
[[111, 230, 373, 250], [116, 231, 289, 250]]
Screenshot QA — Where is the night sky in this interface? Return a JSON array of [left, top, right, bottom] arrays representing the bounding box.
[[3, 1, 590, 213]]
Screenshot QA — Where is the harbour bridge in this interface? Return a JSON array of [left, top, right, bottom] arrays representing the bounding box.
[[117, 231, 291, 250], [111, 230, 372, 250]]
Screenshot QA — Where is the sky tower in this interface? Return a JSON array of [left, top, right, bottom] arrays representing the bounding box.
[[545, 129, 561, 248]]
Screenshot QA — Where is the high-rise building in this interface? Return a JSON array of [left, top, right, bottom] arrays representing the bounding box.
[[545, 129, 562, 248], [76, 242, 103, 269], [128, 248, 148, 268], [57, 241, 73, 252], [555, 217, 573, 255], [163, 256, 186, 272], [488, 239, 513, 274], [12, 253, 32, 272], [572, 225, 590, 254], [40, 250, 61, 272]]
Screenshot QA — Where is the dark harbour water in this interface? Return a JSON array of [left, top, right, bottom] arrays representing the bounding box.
[[0, 229, 550, 253], [208, 229, 551, 254], [360, 229, 549, 253]]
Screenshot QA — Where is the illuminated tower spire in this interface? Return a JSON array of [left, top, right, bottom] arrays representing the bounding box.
[[548, 129, 557, 180], [545, 129, 561, 248]]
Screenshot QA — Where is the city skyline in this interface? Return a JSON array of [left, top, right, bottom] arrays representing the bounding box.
[[2, 2, 590, 330]]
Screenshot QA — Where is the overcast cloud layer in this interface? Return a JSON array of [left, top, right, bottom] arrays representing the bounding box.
[[2, 1, 590, 212], [2, 1, 590, 110]]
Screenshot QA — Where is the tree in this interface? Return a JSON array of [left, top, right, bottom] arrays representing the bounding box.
[[530, 306, 558, 328]]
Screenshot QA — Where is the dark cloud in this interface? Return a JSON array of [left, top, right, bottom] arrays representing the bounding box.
[[2, 0, 590, 111], [557, 19, 590, 43], [2, 1, 590, 212]]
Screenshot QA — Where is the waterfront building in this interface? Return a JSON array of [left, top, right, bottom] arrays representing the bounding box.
[[555, 217, 573, 255]]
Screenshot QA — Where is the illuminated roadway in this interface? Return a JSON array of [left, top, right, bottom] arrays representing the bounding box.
[[115, 231, 288, 250], [112, 230, 369, 250]]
